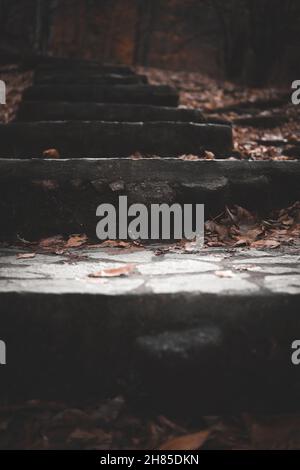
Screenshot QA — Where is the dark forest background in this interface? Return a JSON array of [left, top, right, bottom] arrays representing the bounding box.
[[0, 0, 299, 86]]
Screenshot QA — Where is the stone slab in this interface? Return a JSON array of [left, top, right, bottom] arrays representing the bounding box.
[[23, 84, 179, 106], [34, 73, 148, 86], [0, 158, 300, 239], [35, 61, 134, 75], [0, 122, 232, 158], [0, 158, 299, 240], [16, 102, 204, 123], [0, 245, 300, 412]]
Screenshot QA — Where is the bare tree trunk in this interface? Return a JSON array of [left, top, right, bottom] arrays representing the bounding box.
[[133, 0, 158, 66], [104, 0, 116, 62], [35, 0, 57, 56]]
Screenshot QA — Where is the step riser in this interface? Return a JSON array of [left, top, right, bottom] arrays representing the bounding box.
[[0, 122, 232, 158], [34, 74, 148, 86], [0, 159, 298, 240], [23, 85, 179, 106], [16, 102, 204, 122], [0, 289, 299, 411], [35, 64, 134, 75]]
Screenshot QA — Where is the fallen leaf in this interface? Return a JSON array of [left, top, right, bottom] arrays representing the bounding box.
[[251, 239, 280, 249], [205, 220, 230, 240], [204, 150, 215, 160], [244, 414, 300, 450], [16, 252, 36, 259], [234, 238, 250, 247], [159, 430, 210, 450], [234, 205, 256, 225], [88, 264, 135, 278], [42, 148, 60, 159], [39, 235, 64, 248], [179, 154, 200, 161], [99, 240, 132, 248], [65, 234, 88, 248]]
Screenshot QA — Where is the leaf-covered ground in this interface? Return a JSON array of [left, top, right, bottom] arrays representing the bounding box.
[[1, 397, 300, 450], [140, 66, 300, 161], [11, 201, 300, 253]]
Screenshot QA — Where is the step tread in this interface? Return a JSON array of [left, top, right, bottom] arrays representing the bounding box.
[[1, 245, 300, 407], [23, 84, 179, 106], [1, 246, 299, 296], [0, 121, 232, 157], [16, 102, 204, 122], [34, 73, 148, 85]]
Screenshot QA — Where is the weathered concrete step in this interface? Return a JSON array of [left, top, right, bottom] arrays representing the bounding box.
[[23, 84, 179, 106], [0, 245, 300, 412], [16, 102, 204, 122], [34, 73, 148, 86], [0, 159, 298, 240], [0, 122, 231, 158], [207, 94, 290, 114], [35, 62, 134, 75], [233, 113, 288, 128]]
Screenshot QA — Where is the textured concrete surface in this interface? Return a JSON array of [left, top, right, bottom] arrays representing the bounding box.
[[0, 159, 299, 240], [23, 84, 179, 106], [16, 102, 204, 123], [1, 244, 300, 412], [1, 246, 300, 294], [0, 122, 231, 158], [34, 73, 148, 86], [2, 245, 298, 294]]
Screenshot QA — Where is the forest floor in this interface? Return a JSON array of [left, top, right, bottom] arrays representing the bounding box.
[[1, 65, 300, 450], [2, 396, 300, 450], [140, 66, 300, 161]]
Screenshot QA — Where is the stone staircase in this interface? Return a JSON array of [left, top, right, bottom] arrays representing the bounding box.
[[0, 58, 299, 413]]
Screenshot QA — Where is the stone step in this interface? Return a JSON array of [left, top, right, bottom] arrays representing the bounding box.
[[16, 102, 204, 122], [207, 94, 290, 114], [23, 84, 179, 106], [35, 62, 134, 75], [0, 122, 232, 158], [34, 73, 148, 86], [0, 244, 300, 412], [0, 158, 298, 240]]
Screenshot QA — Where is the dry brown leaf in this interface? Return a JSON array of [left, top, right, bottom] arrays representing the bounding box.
[[65, 234, 88, 248], [39, 235, 64, 248], [203, 150, 215, 160], [234, 227, 264, 246], [234, 205, 256, 224], [251, 239, 280, 249], [159, 430, 210, 450], [88, 264, 135, 278], [16, 252, 36, 259], [42, 148, 60, 159], [205, 220, 230, 241], [179, 154, 200, 161], [244, 414, 300, 450], [234, 238, 251, 247], [99, 240, 132, 248]]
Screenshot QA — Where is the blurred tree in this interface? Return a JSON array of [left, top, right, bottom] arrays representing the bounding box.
[[133, 0, 159, 65], [212, 0, 299, 85]]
